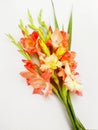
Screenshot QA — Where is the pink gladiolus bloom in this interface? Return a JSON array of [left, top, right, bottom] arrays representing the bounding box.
[[20, 71, 53, 97], [64, 63, 82, 95], [50, 29, 69, 50]]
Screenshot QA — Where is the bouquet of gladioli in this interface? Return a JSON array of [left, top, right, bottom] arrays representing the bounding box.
[[7, 0, 86, 129]]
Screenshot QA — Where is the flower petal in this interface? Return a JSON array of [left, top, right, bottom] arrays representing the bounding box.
[[41, 69, 52, 82], [51, 29, 63, 49], [20, 31, 39, 55], [40, 53, 62, 71], [63, 63, 82, 95], [22, 60, 37, 73], [20, 71, 52, 96]]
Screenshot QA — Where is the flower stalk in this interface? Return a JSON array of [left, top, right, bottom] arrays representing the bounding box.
[[7, 0, 86, 129], [53, 85, 86, 130]]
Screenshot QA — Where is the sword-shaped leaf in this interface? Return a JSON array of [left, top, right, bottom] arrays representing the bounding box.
[[68, 12, 72, 51], [51, 0, 59, 29]]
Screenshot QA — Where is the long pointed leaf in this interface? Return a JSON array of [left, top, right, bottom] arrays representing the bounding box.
[[51, 0, 59, 29], [68, 12, 72, 51]]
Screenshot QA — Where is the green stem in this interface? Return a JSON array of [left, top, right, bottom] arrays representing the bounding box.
[[61, 93, 77, 130], [67, 92, 86, 130], [53, 87, 77, 129], [52, 73, 86, 129], [54, 86, 86, 130]]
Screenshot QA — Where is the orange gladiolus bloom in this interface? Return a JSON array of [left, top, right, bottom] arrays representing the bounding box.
[[22, 60, 37, 73], [61, 51, 77, 72], [20, 60, 53, 96], [20, 31, 39, 54]]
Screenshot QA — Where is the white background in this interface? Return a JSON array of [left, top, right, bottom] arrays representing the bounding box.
[[0, 0, 98, 130]]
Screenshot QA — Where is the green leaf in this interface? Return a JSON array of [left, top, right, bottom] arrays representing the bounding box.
[[68, 12, 72, 51], [51, 0, 59, 29]]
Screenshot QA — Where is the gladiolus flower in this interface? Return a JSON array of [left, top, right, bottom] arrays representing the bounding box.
[[61, 51, 77, 72], [50, 29, 69, 50], [51, 29, 63, 49], [22, 60, 37, 73], [40, 53, 62, 71], [41, 69, 52, 82], [20, 71, 52, 97], [20, 31, 39, 54], [64, 63, 82, 95]]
